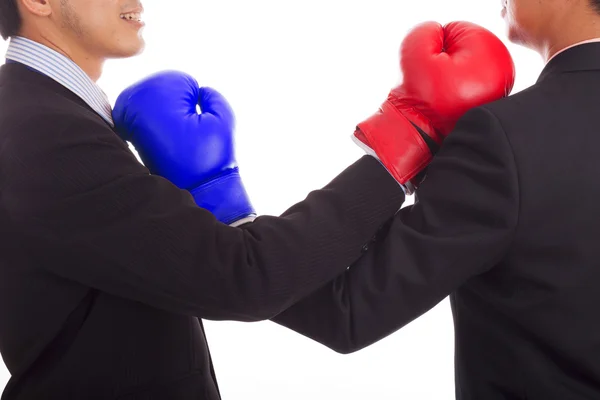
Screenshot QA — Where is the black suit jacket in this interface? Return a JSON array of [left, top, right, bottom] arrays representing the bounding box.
[[273, 43, 600, 399], [0, 62, 404, 399]]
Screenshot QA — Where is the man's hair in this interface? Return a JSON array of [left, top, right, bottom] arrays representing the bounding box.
[[0, 0, 21, 40], [592, 0, 600, 14]]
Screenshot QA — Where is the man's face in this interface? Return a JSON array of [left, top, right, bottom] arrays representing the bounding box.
[[53, 0, 145, 59]]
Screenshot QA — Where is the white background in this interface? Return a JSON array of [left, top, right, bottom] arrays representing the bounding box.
[[0, 0, 545, 398]]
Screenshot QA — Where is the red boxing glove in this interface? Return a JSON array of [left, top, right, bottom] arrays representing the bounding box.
[[354, 21, 515, 194]]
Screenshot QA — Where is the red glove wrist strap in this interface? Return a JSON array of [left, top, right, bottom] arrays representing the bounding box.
[[356, 100, 433, 184]]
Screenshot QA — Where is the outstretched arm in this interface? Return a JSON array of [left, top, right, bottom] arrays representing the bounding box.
[[271, 106, 519, 353], [7, 113, 403, 323]]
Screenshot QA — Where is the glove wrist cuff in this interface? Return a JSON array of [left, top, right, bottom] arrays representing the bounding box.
[[190, 168, 256, 225], [355, 101, 433, 186]]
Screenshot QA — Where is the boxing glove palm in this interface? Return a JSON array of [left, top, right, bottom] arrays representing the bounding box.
[[113, 70, 256, 226], [354, 21, 515, 194]]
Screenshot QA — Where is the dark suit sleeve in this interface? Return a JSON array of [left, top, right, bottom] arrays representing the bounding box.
[[6, 117, 404, 322], [271, 106, 520, 353]]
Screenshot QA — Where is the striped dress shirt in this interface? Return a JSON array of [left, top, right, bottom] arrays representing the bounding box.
[[4, 35, 114, 126]]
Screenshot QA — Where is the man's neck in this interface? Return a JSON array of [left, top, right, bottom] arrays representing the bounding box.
[[17, 28, 104, 81], [541, 15, 600, 63]]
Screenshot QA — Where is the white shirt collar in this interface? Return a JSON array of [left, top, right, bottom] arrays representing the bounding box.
[[5, 36, 114, 127], [547, 38, 600, 64]]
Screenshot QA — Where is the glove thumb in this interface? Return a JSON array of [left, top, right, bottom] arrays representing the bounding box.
[[198, 87, 235, 129]]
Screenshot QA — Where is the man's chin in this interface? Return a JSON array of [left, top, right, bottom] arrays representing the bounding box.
[[505, 26, 524, 46], [110, 41, 146, 59]]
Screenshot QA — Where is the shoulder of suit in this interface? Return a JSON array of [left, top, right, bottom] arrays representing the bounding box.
[[1, 79, 110, 133], [0, 83, 115, 165], [1, 70, 109, 132], [477, 82, 550, 131]]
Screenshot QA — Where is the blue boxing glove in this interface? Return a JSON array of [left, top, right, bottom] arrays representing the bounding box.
[[112, 70, 256, 226]]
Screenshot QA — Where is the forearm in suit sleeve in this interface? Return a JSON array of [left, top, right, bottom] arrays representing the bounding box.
[[7, 117, 404, 322], [271, 106, 520, 353]]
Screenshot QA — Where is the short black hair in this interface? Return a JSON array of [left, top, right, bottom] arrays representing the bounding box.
[[592, 0, 600, 13], [0, 0, 21, 40]]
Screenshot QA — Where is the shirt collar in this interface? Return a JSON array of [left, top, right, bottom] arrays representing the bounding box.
[[4, 36, 114, 127], [547, 38, 600, 65]]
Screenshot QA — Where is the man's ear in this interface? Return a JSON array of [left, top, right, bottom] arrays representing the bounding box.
[[17, 0, 53, 18]]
